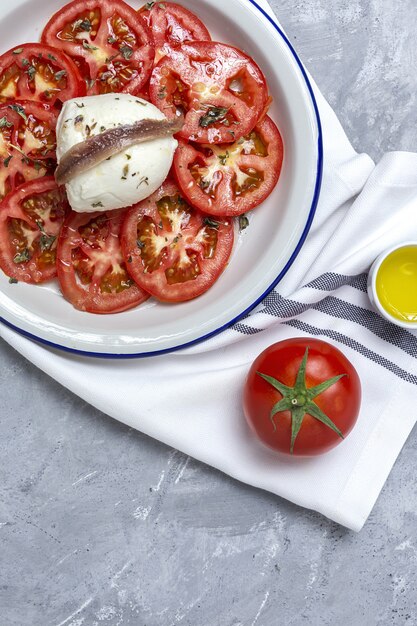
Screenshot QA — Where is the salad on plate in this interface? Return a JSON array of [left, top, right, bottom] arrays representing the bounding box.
[[0, 0, 284, 314]]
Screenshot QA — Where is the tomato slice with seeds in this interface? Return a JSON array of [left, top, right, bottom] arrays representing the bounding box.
[[41, 0, 154, 96], [149, 41, 268, 144], [57, 209, 149, 314], [0, 43, 85, 106], [0, 177, 69, 284], [121, 180, 234, 302], [138, 1, 211, 62], [0, 100, 58, 201], [173, 116, 283, 216]]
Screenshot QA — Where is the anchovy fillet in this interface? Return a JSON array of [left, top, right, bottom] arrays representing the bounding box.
[[55, 116, 183, 185]]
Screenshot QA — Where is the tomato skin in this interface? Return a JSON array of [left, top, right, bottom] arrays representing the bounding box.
[[57, 209, 149, 314], [41, 0, 154, 96], [173, 116, 284, 216], [0, 43, 85, 106], [120, 179, 234, 302], [138, 1, 211, 59], [243, 338, 361, 456], [0, 177, 69, 284], [149, 41, 268, 144], [0, 100, 58, 201]]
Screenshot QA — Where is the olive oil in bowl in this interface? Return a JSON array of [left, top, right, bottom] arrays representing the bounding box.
[[369, 243, 417, 328]]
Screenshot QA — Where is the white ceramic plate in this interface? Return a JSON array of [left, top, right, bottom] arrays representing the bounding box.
[[0, 0, 322, 357]]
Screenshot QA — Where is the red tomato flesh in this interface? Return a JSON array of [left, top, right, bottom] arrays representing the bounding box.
[[42, 0, 154, 95], [0, 43, 85, 106], [57, 209, 149, 314], [0, 176, 69, 284], [120, 179, 234, 302], [138, 1, 211, 62], [150, 41, 268, 144], [174, 115, 283, 216], [0, 100, 58, 201]]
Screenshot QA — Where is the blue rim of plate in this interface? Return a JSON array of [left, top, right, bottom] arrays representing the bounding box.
[[0, 0, 323, 359]]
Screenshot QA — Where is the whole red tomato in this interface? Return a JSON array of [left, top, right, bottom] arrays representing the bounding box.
[[243, 338, 361, 456]]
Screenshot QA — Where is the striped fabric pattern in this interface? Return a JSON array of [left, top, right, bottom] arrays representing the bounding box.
[[231, 272, 417, 385]]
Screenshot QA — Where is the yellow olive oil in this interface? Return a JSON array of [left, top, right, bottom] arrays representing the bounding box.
[[376, 246, 417, 323]]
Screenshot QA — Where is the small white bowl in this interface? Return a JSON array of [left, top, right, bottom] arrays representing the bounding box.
[[368, 241, 417, 330]]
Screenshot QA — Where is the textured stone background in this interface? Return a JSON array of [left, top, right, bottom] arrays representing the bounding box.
[[2, 1, 417, 624]]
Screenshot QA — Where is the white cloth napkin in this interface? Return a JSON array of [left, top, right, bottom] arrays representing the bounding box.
[[2, 0, 417, 532]]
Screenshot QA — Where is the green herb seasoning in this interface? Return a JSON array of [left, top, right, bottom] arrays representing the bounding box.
[[0, 117, 12, 129], [218, 151, 229, 166], [13, 248, 30, 264], [83, 41, 98, 51], [54, 70, 67, 82], [36, 221, 56, 252], [120, 45, 133, 60], [78, 18, 92, 31], [27, 65, 36, 80], [137, 176, 149, 188], [8, 104, 27, 122], [203, 217, 220, 230], [239, 215, 249, 231], [199, 106, 229, 128]]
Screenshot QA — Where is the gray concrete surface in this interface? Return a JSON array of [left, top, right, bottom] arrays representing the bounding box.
[[2, 1, 417, 624]]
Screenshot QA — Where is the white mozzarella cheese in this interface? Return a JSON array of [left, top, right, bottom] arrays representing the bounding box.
[[56, 93, 178, 213]]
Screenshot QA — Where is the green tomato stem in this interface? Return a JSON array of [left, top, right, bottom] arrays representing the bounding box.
[[257, 348, 346, 454]]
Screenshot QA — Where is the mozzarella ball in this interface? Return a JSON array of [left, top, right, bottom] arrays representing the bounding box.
[[56, 93, 178, 213]]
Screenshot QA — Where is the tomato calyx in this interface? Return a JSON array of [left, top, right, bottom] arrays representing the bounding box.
[[257, 348, 346, 454]]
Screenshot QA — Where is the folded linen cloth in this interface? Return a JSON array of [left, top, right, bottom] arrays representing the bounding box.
[[2, 0, 417, 532]]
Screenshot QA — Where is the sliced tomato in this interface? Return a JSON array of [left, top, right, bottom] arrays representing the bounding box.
[[0, 43, 85, 106], [42, 0, 154, 96], [121, 180, 234, 302], [138, 2, 211, 61], [0, 177, 69, 284], [57, 209, 149, 314], [0, 100, 58, 201], [149, 41, 268, 144], [173, 116, 283, 216]]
